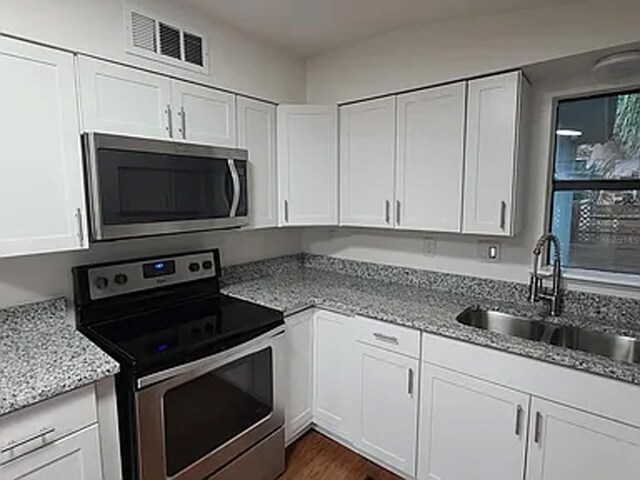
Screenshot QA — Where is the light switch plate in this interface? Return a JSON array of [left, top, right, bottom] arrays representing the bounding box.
[[423, 237, 436, 257]]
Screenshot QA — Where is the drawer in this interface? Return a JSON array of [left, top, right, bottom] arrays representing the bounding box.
[[0, 385, 97, 465], [354, 316, 421, 358]]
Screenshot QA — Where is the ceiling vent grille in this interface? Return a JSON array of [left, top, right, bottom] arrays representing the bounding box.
[[126, 7, 208, 73]]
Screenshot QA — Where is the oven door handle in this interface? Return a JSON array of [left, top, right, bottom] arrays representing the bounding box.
[[137, 325, 285, 390], [227, 159, 241, 218]]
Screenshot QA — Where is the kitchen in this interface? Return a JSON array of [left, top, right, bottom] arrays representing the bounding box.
[[0, 0, 639, 479]]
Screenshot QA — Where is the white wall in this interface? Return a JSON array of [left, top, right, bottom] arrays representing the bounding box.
[[0, 228, 303, 310], [303, 74, 640, 299], [306, 0, 640, 103], [0, 0, 306, 103]]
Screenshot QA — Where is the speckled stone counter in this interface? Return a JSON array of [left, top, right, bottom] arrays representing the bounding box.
[[0, 298, 119, 416], [222, 266, 640, 386]]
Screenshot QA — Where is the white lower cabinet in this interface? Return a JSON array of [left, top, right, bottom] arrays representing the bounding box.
[[526, 397, 640, 480], [418, 364, 529, 480], [354, 342, 419, 477], [284, 310, 314, 443], [313, 310, 353, 440], [0, 426, 102, 480]]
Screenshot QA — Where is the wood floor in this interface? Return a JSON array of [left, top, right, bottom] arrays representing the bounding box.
[[278, 431, 402, 480]]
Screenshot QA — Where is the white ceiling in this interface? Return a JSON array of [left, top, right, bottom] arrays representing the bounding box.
[[184, 0, 579, 58]]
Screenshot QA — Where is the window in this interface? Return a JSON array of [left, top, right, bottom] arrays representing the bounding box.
[[550, 90, 640, 275]]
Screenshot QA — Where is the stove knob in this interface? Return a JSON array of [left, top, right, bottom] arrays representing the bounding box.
[[94, 276, 109, 290], [189, 262, 200, 273], [114, 274, 128, 286], [202, 260, 213, 270]]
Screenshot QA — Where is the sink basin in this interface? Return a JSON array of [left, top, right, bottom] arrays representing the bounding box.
[[456, 308, 547, 342], [457, 307, 640, 365]]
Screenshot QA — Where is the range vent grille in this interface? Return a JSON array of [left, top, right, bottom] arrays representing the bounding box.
[[127, 8, 207, 72]]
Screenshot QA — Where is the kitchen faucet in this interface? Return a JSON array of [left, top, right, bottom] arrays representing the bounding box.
[[529, 233, 563, 316]]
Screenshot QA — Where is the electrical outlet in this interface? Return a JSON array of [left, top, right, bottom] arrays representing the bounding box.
[[478, 241, 500, 262], [423, 237, 436, 257]]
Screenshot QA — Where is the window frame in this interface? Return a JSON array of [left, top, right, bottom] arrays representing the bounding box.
[[547, 87, 640, 276]]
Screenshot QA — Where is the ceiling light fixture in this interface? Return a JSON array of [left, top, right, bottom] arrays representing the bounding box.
[[593, 51, 640, 81]]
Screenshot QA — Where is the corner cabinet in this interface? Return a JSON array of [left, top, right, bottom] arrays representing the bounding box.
[[277, 105, 338, 226], [237, 97, 278, 229], [0, 37, 88, 258], [462, 71, 523, 236], [340, 97, 396, 228]]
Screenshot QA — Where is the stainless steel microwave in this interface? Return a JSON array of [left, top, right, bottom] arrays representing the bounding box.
[[83, 133, 248, 241]]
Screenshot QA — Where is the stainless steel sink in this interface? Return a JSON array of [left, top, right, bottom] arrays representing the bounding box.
[[457, 307, 640, 365]]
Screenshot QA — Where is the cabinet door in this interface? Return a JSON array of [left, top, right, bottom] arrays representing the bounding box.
[[354, 343, 419, 476], [396, 83, 466, 232], [284, 310, 314, 444], [418, 364, 529, 480], [0, 425, 102, 480], [340, 97, 396, 228], [277, 106, 338, 226], [313, 310, 352, 440], [526, 397, 640, 480], [77, 56, 172, 139], [0, 37, 87, 258], [237, 97, 278, 228], [172, 81, 237, 147], [463, 71, 521, 236]]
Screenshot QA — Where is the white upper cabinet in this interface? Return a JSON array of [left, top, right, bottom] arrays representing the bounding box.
[[0, 37, 88, 258], [277, 105, 338, 226], [354, 342, 419, 477], [418, 364, 529, 480], [78, 56, 172, 139], [463, 71, 522, 236], [237, 97, 278, 228], [396, 83, 466, 232], [172, 81, 237, 147], [526, 397, 640, 480], [340, 97, 396, 228]]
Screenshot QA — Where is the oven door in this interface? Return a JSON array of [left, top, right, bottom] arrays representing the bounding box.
[[135, 326, 285, 480], [84, 133, 248, 241]]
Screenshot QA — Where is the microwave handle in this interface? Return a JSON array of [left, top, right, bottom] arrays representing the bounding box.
[[227, 159, 241, 217]]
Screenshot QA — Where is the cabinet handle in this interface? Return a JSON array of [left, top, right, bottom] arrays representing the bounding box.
[[284, 200, 289, 223], [1, 427, 56, 454], [385, 200, 391, 224], [534, 412, 543, 444], [407, 368, 414, 396], [179, 106, 186, 140], [500, 201, 507, 230], [165, 104, 173, 137], [373, 332, 399, 345], [75, 208, 84, 245], [396, 200, 401, 225], [514, 405, 523, 436]]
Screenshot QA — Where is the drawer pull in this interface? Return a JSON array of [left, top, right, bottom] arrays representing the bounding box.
[[1, 427, 56, 453], [514, 405, 523, 436], [407, 368, 414, 396], [373, 332, 399, 345]]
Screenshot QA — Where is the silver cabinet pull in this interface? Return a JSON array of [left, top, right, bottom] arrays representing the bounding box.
[[227, 159, 240, 217], [165, 104, 173, 137], [514, 405, 523, 436], [284, 200, 290, 223], [534, 412, 543, 444], [75, 208, 84, 245], [396, 200, 401, 225], [373, 332, 399, 345], [500, 201, 507, 230], [407, 368, 414, 396], [385, 200, 391, 224], [1, 427, 56, 454], [178, 106, 186, 140]]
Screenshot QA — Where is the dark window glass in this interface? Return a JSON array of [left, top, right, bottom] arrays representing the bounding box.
[[551, 91, 640, 274], [163, 348, 273, 476]]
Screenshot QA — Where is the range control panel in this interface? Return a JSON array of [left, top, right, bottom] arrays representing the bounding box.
[[88, 251, 217, 300]]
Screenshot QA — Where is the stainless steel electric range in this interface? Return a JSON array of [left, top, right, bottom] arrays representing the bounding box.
[[73, 249, 285, 480]]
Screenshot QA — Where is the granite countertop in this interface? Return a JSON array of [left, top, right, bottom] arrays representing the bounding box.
[[0, 298, 119, 416], [222, 267, 640, 386]]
